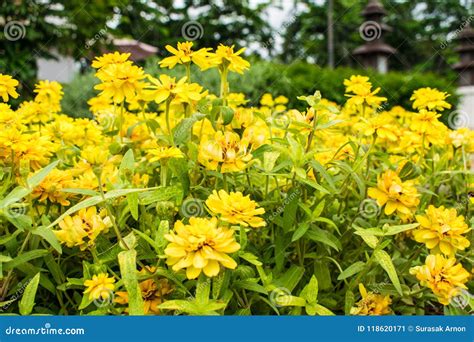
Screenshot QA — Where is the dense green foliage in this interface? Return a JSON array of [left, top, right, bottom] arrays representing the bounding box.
[[63, 59, 459, 119]]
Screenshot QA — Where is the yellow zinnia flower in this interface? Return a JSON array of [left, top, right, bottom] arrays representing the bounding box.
[[34, 80, 63, 113], [0, 74, 19, 102], [344, 75, 372, 95], [410, 87, 451, 112], [350, 283, 391, 315], [159, 41, 212, 70], [209, 44, 250, 74], [92, 52, 131, 69], [205, 190, 266, 228], [164, 217, 241, 279], [54, 206, 112, 250], [413, 205, 470, 256], [31, 169, 74, 206], [94, 62, 145, 103], [410, 254, 470, 305], [368, 170, 419, 220], [147, 146, 184, 162], [198, 131, 252, 173], [84, 273, 115, 301], [144, 74, 204, 105]]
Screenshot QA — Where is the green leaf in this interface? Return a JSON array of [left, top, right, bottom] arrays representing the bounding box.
[[47, 187, 163, 229], [282, 188, 299, 232], [291, 222, 310, 242], [305, 227, 341, 251], [119, 149, 135, 173], [382, 223, 419, 236], [19, 273, 40, 315], [300, 275, 318, 304], [4, 250, 49, 271], [127, 193, 139, 220], [118, 249, 144, 315], [32, 226, 62, 254], [312, 200, 325, 219], [234, 280, 268, 295], [274, 294, 306, 307], [239, 252, 262, 266], [276, 265, 304, 292], [337, 261, 366, 280], [27, 161, 59, 189], [263, 151, 280, 172], [0, 255, 12, 263], [309, 160, 337, 193], [138, 185, 181, 205], [344, 290, 355, 314], [314, 303, 335, 315], [168, 158, 190, 195], [374, 249, 402, 296], [158, 300, 198, 313], [173, 113, 206, 145]]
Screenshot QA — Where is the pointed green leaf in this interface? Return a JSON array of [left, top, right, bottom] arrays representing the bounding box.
[[19, 273, 41, 315]]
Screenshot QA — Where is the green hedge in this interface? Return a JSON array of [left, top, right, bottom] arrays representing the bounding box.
[[62, 58, 460, 118]]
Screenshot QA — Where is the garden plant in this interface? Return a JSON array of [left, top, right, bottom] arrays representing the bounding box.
[[0, 41, 472, 316]]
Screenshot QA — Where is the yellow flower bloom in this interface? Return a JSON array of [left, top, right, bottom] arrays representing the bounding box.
[[368, 170, 419, 220], [209, 44, 250, 74], [144, 74, 204, 105], [147, 146, 184, 162], [198, 131, 252, 173], [413, 205, 470, 256], [0, 74, 19, 102], [344, 75, 372, 95], [355, 115, 398, 141], [31, 169, 74, 206], [84, 273, 115, 301], [350, 283, 391, 315], [449, 127, 474, 150], [410, 254, 470, 305], [410, 110, 442, 133], [159, 41, 212, 70], [92, 52, 131, 69], [94, 62, 145, 103], [164, 217, 240, 279], [54, 206, 112, 250], [346, 86, 387, 108], [206, 190, 266, 228], [410, 87, 451, 112], [115, 267, 172, 314], [88, 95, 113, 114], [34, 80, 63, 113]]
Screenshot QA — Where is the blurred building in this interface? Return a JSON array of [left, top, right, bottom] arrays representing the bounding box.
[[36, 39, 158, 83]]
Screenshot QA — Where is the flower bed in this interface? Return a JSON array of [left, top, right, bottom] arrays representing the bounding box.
[[0, 42, 472, 315]]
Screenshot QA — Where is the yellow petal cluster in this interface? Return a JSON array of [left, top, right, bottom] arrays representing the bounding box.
[[410, 254, 470, 305], [206, 190, 266, 228], [164, 217, 240, 279]]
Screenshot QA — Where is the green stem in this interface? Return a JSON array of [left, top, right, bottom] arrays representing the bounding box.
[[165, 100, 174, 146]]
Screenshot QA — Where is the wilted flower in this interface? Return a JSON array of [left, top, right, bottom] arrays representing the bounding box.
[[350, 284, 391, 315]]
